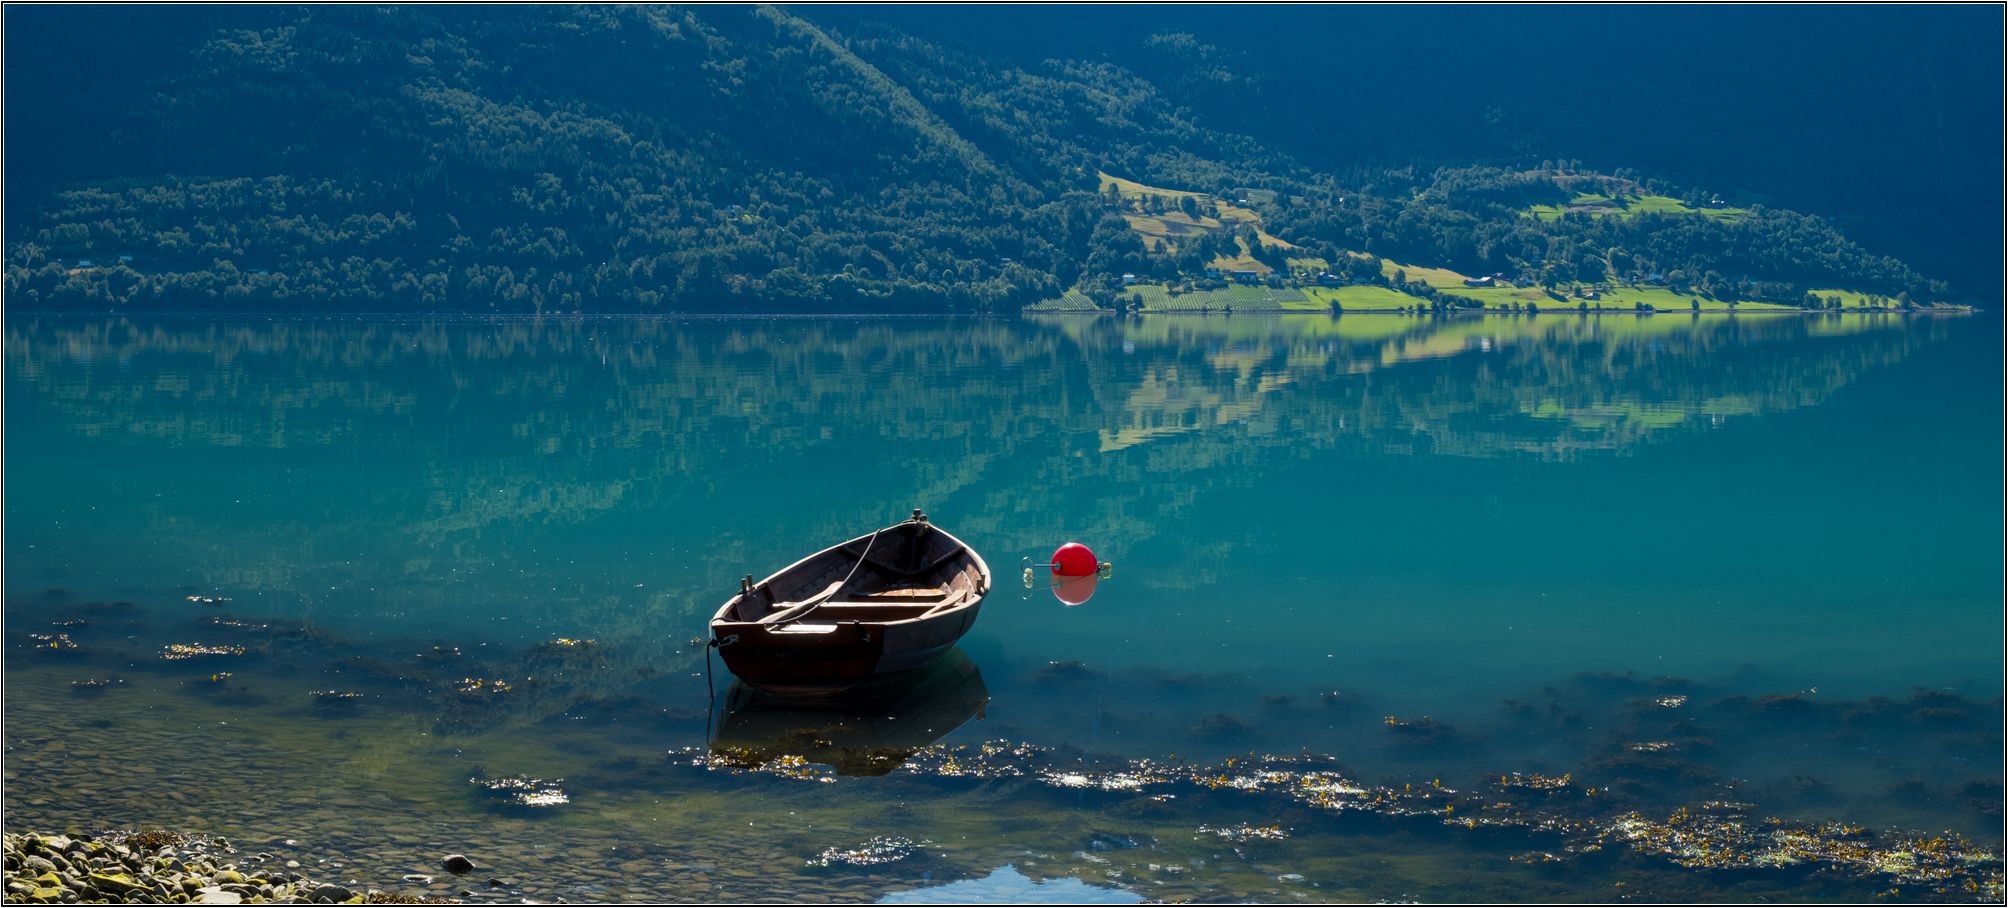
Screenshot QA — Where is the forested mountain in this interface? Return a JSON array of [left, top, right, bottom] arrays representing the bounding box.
[[4, 5, 1998, 313]]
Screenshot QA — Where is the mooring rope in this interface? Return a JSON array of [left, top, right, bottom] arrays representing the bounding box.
[[703, 639, 716, 743]]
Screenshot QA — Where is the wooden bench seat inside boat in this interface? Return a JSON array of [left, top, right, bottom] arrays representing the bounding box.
[[758, 586, 964, 623], [803, 603, 941, 622], [856, 586, 948, 601], [752, 585, 959, 625]]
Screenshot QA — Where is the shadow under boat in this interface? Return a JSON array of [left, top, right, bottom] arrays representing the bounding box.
[[710, 648, 989, 776]]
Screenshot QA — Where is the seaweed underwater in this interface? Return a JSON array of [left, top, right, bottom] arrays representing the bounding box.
[[7, 589, 2000, 903]]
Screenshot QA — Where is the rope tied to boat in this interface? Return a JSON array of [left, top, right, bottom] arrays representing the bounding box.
[[701, 629, 747, 747]]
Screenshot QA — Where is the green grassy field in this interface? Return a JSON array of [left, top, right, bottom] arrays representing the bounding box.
[[1526, 192, 1750, 224], [1301, 285, 1434, 311], [1613, 286, 1798, 311], [1379, 260, 1475, 290], [1037, 244, 1898, 317], [1432, 285, 1549, 309]]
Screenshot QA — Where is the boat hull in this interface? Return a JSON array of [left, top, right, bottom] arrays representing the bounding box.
[[714, 599, 982, 695]]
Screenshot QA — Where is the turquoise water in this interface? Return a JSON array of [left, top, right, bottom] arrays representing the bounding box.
[[6, 311, 2001, 901]]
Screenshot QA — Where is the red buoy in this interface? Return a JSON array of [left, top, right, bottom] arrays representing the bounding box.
[[1052, 542, 1098, 577]]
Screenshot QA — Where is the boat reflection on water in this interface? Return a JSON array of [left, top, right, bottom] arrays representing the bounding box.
[[710, 648, 989, 776]]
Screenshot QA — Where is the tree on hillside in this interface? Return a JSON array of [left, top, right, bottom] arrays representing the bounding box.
[[1083, 214, 1149, 280]]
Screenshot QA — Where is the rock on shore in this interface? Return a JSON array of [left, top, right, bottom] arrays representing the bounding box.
[[3, 831, 451, 905]]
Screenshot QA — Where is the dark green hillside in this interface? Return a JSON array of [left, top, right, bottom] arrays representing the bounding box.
[[6, 6, 1086, 311], [3, 6, 1990, 313]]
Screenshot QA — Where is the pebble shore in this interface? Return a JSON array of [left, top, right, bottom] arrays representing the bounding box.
[[3, 832, 459, 905]]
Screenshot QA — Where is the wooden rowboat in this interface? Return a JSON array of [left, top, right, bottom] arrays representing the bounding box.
[[709, 510, 990, 694]]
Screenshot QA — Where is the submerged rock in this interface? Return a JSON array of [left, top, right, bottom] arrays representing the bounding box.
[[1033, 660, 1095, 683], [308, 690, 366, 715], [1191, 713, 1249, 738], [1381, 714, 1467, 745], [415, 644, 463, 663], [1086, 832, 1151, 852]]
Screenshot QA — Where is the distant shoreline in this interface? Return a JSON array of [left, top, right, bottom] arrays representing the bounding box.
[[1, 306, 1979, 322], [1026, 307, 1978, 317]]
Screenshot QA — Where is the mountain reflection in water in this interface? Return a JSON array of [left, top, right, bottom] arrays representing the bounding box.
[[4, 311, 1960, 578]]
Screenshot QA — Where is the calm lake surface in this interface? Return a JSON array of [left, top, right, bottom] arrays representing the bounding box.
[[6, 311, 2001, 902]]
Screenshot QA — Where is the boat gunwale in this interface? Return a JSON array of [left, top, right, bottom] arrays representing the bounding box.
[[709, 517, 991, 632]]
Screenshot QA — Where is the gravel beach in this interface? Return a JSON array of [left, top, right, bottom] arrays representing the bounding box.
[[4, 832, 457, 905]]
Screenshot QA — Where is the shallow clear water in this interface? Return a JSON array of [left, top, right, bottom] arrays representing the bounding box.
[[6, 311, 2001, 902]]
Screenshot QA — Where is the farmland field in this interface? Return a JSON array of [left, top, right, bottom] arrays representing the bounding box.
[[1122, 211, 1222, 251], [1099, 170, 1297, 253], [1379, 260, 1475, 289], [1526, 192, 1751, 223], [1302, 285, 1432, 311], [1130, 283, 1306, 312], [1023, 288, 1101, 311]]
